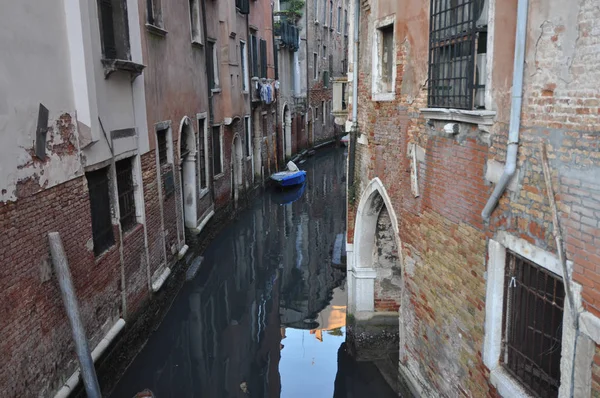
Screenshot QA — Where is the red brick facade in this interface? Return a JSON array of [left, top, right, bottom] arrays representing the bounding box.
[[347, 0, 600, 395]]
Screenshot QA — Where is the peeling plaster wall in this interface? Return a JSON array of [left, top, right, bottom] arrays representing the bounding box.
[[0, 0, 81, 203]]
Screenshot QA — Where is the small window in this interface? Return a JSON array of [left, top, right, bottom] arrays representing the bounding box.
[[323, 70, 329, 88], [502, 251, 564, 397], [313, 53, 318, 80], [427, 0, 488, 109], [86, 167, 115, 256], [251, 34, 259, 78], [380, 25, 394, 92], [189, 0, 202, 43], [321, 100, 325, 125], [262, 114, 267, 137], [116, 158, 137, 231], [235, 0, 250, 14], [198, 118, 208, 190], [314, 0, 319, 22], [241, 41, 248, 91], [337, 6, 341, 32], [146, 0, 162, 27], [329, 0, 333, 28], [342, 82, 347, 110], [344, 9, 348, 36], [207, 40, 219, 89], [322, 0, 327, 25], [98, 0, 130, 60], [260, 39, 267, 78], [157, 128, 168, 165], [322, 45, 326, 58], [245, 116, 251, 157], [212, 126, 222, 175]]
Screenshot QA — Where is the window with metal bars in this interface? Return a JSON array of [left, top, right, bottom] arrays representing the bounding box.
[[86, 167, 114, 256], [98, 0, 130, 60], [116, 158, 137, 231], [502, 251, 564, 397], [157, 128, 168, 165], [212, 126, 222, 175], [427, 0, 488, 109], [198, 119, 208, 190]]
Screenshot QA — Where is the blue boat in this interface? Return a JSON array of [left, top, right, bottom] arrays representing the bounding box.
[[270, 161, 307, 187]]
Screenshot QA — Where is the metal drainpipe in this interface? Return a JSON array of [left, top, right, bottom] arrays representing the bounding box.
[[201, 0, 216, 204], [481, 0, 529, 220], [347, 0, 360, 188]]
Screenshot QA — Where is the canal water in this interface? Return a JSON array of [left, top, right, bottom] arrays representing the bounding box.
[[110, 148, 396, 398]]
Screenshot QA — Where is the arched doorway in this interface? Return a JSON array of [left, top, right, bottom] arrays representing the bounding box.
[[350, 177, 402, 314], [231, 133, 243, 206], [179, 117, 197, 229], [283, 104, 292, 160]]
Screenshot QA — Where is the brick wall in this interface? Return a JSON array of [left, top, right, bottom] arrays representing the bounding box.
[[348, 0, 600, 395]]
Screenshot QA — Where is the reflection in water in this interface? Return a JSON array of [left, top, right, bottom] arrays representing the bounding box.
[[110, 148, 393, 398]]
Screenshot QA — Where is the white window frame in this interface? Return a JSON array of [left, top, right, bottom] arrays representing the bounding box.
[[209, 39, 220, 89], [240, 40, 249, 92], [484, 232, 582, 397], [322, 101, 326, 126], [244, 115, 252, 160], [189, 0, 202, 45], [371, 15, 396, 101], [196, 113, 210, 197], [314, 0, 320, 23]]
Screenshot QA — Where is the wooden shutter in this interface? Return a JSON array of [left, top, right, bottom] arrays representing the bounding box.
[[260, 39, 267, 78], [251, 35, 259, 77]]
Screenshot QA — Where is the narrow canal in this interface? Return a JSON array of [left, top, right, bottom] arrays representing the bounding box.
[[110, 147, 396, 398]]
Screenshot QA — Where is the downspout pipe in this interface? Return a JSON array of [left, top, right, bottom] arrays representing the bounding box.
[[347, 0, 360, 188], [481, 0, 529, 220]]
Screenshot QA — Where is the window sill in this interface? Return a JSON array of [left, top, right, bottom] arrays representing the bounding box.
[[372, 92, 395, 102], [199, 187, 210, 200], [246, 155, 252, 161], [213, 172, 225, 181], [191, 40, 203, 48], [314, 20, 320, 25], [489, 367, 531, 398], [420, 108, 496, 126], [242, 90, 249, 95], [101, 59, 145, 79], [123, 223, 143, 240], [146, 23, 167, 37], [211, 88, 222, 94]]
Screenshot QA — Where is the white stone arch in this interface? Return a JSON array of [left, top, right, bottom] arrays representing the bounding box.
[[178, 116, 198, 229], [281, 103, 292, 160], [349, 177, 402, 313], [231, 131, 244, 206]]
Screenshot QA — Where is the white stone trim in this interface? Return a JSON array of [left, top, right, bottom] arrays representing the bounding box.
[[420, 108, 496, 126], [371, 14, 396, 100], [484, 233, 583, 397]]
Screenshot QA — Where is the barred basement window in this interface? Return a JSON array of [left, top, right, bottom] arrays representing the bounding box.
[[116, 158, 137, 231], [212, 126, 223, 175], [86, 167, 114, 256], [98, 0, 130, 60], [427, 0, 489, 109], [502, 251, 564, 398]]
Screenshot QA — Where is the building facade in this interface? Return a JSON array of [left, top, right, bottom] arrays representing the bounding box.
[[345, 0, 600, 397]]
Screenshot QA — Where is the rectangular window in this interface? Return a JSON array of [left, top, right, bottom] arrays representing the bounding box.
[[157, 129, 168, 165], [189, 0, 202, 43], [321, 100, 325, 125], [198, 118, 208, 189], [98, 0, 130, 60], [251, 34, 259, 77], [212, 126, 222, 175], [313, 53, 318, 80], [380, 25, 394, 92], [337, 6, 341, 32], [314, 0, 319, 22], [235, 0, 250, 14], [241, 41, 248, 91], [322, 45, 326, 58], [116, 158, 137, 231], [323, 70, 329, 88], [342, 82, 347, 110], [322, 0, 327, 25], [207, 40, 219, 89], [262, 114, 267, 137], [502, 252, 564, 397], [260, 39, 267, 78], [344, 9, 348, 35], [329, 0, 333, 28], [146, 0, 162, 27], [86, 167, 114, 256], [427, 0, 488, 109], [245, 116, 251, 157]]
